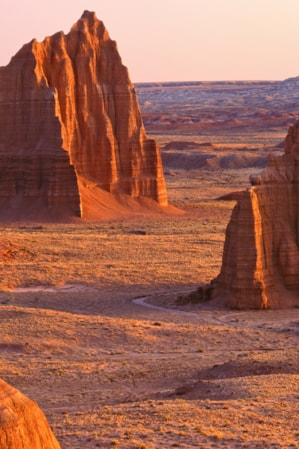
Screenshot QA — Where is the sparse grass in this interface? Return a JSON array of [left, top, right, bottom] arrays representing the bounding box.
[[0, 118, 298, 449], [0, 199, 231, 291], [0, 206, 295, 449]]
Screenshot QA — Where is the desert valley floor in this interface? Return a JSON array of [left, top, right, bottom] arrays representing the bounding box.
[[0, 81, 298, 448]]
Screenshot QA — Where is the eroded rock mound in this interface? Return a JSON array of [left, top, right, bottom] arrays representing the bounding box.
[[213, 121, 299, 308], [0, 378, 61, 448], [0, 11, 167, 220]]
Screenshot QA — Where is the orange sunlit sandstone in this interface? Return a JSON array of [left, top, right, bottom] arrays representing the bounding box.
[[0, 10, 167, 220], [214, 120, 299, 309], [0, 379, 61, 448]]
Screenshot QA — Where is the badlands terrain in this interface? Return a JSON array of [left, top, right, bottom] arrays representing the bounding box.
[[0, 80, 298, 448]]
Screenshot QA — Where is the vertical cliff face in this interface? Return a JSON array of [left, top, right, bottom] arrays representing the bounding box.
[[0, 10, 167, 220], [0, 379, 61, 449], [214, 121, 299, 309]]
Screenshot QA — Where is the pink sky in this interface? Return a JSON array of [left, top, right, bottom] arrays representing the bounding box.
[[1, 0, 299, 82]]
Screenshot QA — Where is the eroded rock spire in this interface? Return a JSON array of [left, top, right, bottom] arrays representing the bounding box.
[[0, 11, 167, 220]]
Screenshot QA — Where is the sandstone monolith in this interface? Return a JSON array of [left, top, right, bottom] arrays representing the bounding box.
[[0, 378, 61, 448], [213, 121, 299, 309], [0, 10, 167, 220]]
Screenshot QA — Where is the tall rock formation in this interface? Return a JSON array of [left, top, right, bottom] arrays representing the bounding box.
[[0, 10, 167, 220], [0, 378, 61, 448], [213, 121, 299, 309]]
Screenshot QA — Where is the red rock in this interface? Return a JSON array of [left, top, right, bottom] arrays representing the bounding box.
[[0, 378, 61, 448], [0, 11, 167, 220], [214, 121, 299, 309]]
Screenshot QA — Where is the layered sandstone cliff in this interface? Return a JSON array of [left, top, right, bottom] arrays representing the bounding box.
[[0, 10, 167, 220], [0, 378, 61, 448], [213, 121, 299, 309]]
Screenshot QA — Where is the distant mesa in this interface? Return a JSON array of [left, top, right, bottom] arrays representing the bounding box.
[[0, 378, 61, 448], [0, 10, 168, 221], [163, 141, 217, 151], [213, 120, 299, 309], [161, 140, 267, 171]]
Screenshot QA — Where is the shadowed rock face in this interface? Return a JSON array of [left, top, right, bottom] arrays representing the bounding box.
[[0, 10, 167, 220], [0, 379, 61, 449], [214, 121, 299, 309]]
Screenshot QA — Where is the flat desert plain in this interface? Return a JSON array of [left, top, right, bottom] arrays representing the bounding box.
[[0, 81, 298, 448]]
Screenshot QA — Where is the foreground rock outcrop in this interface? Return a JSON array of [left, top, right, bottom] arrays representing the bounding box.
[[0, 378, 61, 448], [0, 10, 167, 220], [213, 121, 299, 309]]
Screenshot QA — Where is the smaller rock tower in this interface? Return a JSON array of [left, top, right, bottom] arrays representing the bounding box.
[[213, 121, 299, 309]]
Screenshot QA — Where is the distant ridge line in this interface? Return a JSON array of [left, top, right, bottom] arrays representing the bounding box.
[[134, 80, 281, 88]]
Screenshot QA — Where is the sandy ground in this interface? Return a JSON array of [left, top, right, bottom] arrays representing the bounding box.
[[0, 188, 298, 448], [0, 285, 298, 449]]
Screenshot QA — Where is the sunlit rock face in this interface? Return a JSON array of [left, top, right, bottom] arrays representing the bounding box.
[[214, 121, 299, 309], [0, 378, 61, 449], [0, 10, 167, 220]]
